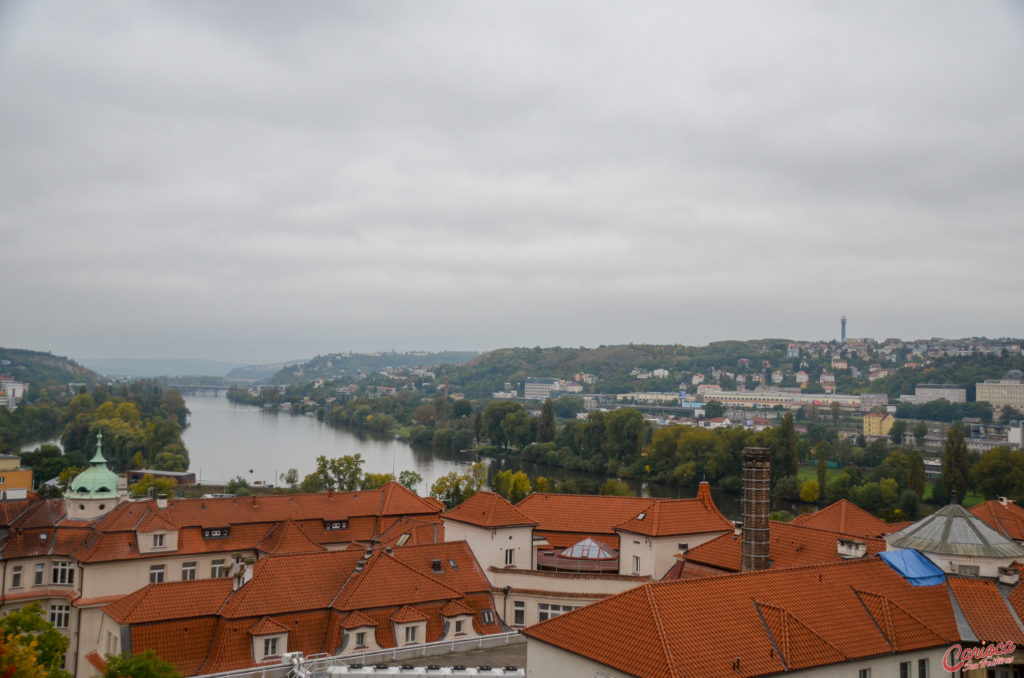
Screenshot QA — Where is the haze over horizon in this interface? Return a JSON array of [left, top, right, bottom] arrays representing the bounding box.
[[3, 2, 1022, 365]]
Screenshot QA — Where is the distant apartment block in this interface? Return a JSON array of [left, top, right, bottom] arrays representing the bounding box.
[[901, 384, 967, 405], [863, 412, 895, 437], [0, 375, 28, 410], [0, 455, 32, 495], [976, 371, 1024, 409], [523, 378, 582, 400]]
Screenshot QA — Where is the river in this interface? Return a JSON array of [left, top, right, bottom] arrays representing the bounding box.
[[181, 393, 479, 493], [181, 393, 747, 517]]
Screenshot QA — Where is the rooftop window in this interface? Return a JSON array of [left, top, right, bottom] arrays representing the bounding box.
[[202, 527, 231, 540]]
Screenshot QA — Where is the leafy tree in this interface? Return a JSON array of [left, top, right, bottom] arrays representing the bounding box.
[[533, 476, 550, 493], [225, 475, 251, 496], [130, 474, 177, 499], [773, 475, 801, 502], [703, 400, 725, 419], [492, 470, 532, 502], [361, 473, 394, 490], [481, 401, 524, 448], [830, 400, 841, 426], [553, 396, 584, 419], [775, 413, 799, 478], [815, 443, 826, 502], [19, 444, 87, 487], [913, 422, 928, 446], [451, 399, 473, 420], [430, 471, 477, 509], [0, 633, 47, 678], [941, 428, 970, 504], [398, 470, 423, 491], [0, 602, 70, 678], [103, 650, 180, 678], [889, 419, 907, 445], [970, 447, 1024, 501], [906, 451, 926, 497], [537, 399, 556, 443], [411, 404, 436, 426], [501, 409, 536, 450], [279, 468, 299, 488], [598, 479, 632, 496], [308, 454, 365, 491], [799, 480, 820, 503]]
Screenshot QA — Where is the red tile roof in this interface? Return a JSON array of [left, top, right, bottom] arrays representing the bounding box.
[[375, 514, 444, 547], [516, 494, 655, 536], [439, 599, 475, 617], [255, 519, 325, 555], [104, 578, 234, 624], [443, 492, 538, 528], [391, 605, 429, 623], [103, 541, 502, 676], [614, 497, 732, 537], [789, 499, 901, 538], [525, 558, 959, 678], [249, 616, 290, 636], [0, 492, 41, 527], [678, 521, 886, 574], [331, 551, 462, 612], [970, 500, 1024, 542], [947, 577, 1024, 644]]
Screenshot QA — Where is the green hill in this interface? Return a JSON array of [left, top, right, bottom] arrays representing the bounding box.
[[0, 347, 101, 391]]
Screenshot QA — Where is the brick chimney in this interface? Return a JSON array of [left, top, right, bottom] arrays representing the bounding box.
[[741, 447, 771, 571]]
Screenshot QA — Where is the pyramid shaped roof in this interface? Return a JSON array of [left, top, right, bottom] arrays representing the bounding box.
[[885, 503, 1024, 558]]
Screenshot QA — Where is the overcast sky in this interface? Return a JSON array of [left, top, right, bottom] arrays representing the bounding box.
[[2, 2, 1022, 364]]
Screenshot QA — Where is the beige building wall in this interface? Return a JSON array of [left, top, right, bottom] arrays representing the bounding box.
[[976, 381, 1024, 409], [490, 568, 646, 627], [442, 521, 534, 578], [616, 530, 725, 578]]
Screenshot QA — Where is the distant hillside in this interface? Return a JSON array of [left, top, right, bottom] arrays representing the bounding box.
[[226, 360, 308, 382], [0, 347, 101, 388], [80, 357, 245, 378], [272, 351, 479, 384], [443, 342, 793, 397]]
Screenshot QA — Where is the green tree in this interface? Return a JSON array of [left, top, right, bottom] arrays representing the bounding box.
[[799, 479, 820, 503], [492, 470, 532, 502], [889, 419, 907, 445], [906, 451, 926, 497], [913, 422, 928, 446], [941, 427, 970, 504], [309, 454, 365, 491], [970, 447, 1024, 501], [501, 409, 536, 450], [361, 472, 394, 489], [815, 442, 827, 502], [830, 400, 841, 426], [553, 396, 584, 419], [599, 479, 632, 496], [103, 650, 180, 678], [279, 468, 299, 488], [225, 475, 251, 496], [775, 413, 799, 478], [703, 400, 725, 419], [398, 469, 423, 491], [0, 602, 70, 678], [430, 471, 476, 509], [0, 633, 47, 678], [537, 399, 556, 443], [130, 474, 177, 499], [481, 401, 524, 448]]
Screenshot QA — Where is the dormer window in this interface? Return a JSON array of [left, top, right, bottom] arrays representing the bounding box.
[[431, 559, 443, 573], [153, 534, 164, 548], [324, 520, 349, 531], [203, 527, 231, 539]]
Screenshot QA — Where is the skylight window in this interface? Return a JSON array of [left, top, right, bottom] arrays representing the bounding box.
[[636, 512, 646, 521]]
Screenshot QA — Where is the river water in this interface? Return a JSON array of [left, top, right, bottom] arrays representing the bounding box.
[[180, 393, 479, 493], [180, 393, 747, 517]]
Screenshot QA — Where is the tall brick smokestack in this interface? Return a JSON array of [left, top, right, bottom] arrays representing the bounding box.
[[742, 447, 771, 571]]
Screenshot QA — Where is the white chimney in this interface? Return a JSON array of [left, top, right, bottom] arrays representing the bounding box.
[[156, 494, 168, 509]]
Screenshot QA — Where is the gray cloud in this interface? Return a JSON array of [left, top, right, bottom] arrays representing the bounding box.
[[2, 1, 1023, 362]]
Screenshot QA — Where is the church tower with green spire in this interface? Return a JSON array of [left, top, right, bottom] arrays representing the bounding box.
[[65, 432, 125, 520]]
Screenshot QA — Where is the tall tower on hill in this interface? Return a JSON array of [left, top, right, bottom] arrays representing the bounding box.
[[841, 315, 847, 343]]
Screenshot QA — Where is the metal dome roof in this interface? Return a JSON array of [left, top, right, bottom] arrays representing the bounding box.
[[68, 433, 119, 499], [885, 503, 1024, 558]]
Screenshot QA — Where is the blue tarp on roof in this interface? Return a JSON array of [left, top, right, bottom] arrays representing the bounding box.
[[879, 549, 946, 586]]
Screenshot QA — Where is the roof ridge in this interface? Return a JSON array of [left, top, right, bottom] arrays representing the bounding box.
[[644, 584, 682, 678]]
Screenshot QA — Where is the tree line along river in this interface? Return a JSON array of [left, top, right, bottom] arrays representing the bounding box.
[[179, 393, 747, 517]]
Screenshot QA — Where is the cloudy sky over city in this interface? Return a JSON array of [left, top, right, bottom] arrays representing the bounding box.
[[2, 1, 1022, 364]]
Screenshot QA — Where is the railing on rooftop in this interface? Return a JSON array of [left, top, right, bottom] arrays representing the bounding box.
[[194, 632, 525, 678]]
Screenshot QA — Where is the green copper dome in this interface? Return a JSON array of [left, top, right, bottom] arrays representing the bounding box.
[[68, 432, 119, 498]]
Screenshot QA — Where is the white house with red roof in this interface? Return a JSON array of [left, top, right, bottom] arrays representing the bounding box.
[[440, 485, 734, 628]]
